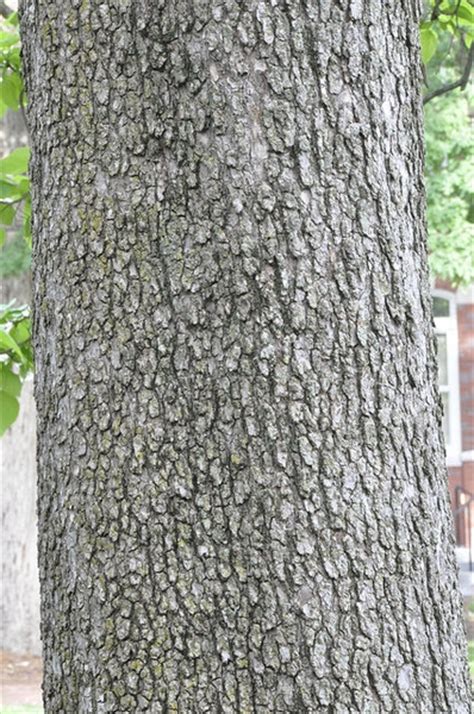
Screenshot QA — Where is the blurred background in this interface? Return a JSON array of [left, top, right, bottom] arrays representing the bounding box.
[[0, 1, 473, 711]]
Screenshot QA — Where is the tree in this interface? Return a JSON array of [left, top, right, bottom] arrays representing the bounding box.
[[425, 83, 473, 285], [420, 0, 473, 103], [3, 3, 473, 433], [423, 27, 473, 286], [19, 1, 470, 711]]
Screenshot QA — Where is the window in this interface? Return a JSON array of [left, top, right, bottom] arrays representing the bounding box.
[[433, 290, 461, 465]]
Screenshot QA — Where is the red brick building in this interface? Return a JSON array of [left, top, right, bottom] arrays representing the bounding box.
[[434, 281, 474, 548]]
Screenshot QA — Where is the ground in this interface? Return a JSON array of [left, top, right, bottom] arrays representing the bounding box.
[[0, 650, 42, 713]]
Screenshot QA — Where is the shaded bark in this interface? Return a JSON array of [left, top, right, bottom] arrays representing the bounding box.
[[21, 0, 470, 711]]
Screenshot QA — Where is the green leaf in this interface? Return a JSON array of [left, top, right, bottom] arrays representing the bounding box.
[[438, 0, 452, 11], [457, 0, 474, 24], [0, 300, 17, 320], [0, 202, 15, 225], [7, 11, 19, 27], [438, 16, 456, 31], [0, 31, 18, 49], [0, 328, 22, 359], [5, 47, 21, 71], [0, 179, 23, 200], [10, 317, 30, 346], [0, 147, 30, 176], [0, 364, 21, 397], [421, 27, 439, 64], [0, 390, 19, 435], [0, 302, 31, 323], [16, 177, 30, 193], [1, 73, 20, 110], [0, 228, 5, 247]]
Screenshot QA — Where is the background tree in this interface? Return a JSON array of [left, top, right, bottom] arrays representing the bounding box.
[[422, 7, 473, 285], [425, 85, 473, 284], [17, 1, 474, 712]]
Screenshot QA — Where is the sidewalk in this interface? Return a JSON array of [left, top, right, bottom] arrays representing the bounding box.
[[0, 650, 42, 709]]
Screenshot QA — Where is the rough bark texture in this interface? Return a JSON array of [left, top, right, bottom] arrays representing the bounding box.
[[20, 0, 470, 711]]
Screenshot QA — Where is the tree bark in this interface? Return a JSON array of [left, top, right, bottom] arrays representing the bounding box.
[[20, 1, 470, 711]]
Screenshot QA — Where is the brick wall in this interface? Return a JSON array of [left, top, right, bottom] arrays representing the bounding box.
[[447, 292, 474, 546], [448, 464, 474, 546], [457, 303, 474, 452]]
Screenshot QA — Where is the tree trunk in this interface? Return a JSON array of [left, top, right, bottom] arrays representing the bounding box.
[[20, 1, 470, 711]]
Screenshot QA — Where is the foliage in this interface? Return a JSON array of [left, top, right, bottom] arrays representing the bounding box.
[[0, 13, 30, 250], [0, 11, 33, 436], [0, 144, 31, 247], [422, 4, 474, 287], [0, 300, 33, 436], [425, 81, 473, 285], [421, 0, 474, 104], [421, 0, 474, 65], [0, 233, 31, 276], [0, 9, 23, 118]]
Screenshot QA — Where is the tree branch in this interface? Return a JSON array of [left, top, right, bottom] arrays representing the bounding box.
[[0, 1, 13, 18], [430, 0, 444, 21], [423, 44, 473, 104]]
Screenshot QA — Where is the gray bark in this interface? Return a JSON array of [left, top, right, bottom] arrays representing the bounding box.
[[20, 0, 470, 712]]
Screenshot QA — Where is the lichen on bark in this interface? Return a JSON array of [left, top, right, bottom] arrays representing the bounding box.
[[20, 0, 471, 711]]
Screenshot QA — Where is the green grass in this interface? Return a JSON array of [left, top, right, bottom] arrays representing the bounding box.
[[0, 707, 43, 714]]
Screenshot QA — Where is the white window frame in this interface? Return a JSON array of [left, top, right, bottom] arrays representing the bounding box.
[[433, 289, 462, 466]]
